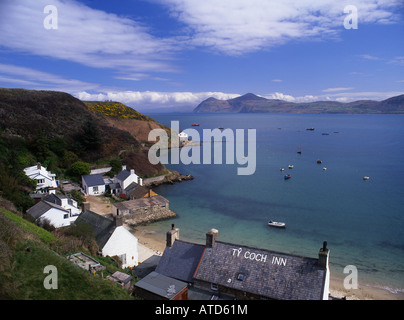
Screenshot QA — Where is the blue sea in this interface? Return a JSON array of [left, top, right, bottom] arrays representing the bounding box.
[[144, 112, 404, 294]]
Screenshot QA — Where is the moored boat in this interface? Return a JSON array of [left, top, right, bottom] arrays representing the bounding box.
[[284, 174, 291, 180], [268, 220, 286, 228]]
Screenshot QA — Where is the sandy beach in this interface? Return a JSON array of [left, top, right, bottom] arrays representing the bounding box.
[[132, 224, 404, 301]]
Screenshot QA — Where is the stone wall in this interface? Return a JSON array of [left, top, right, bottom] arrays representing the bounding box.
[[121, 203, 175, 226]]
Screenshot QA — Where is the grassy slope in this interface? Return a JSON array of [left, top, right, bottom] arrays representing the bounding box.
[[0, 208, 133, 300]]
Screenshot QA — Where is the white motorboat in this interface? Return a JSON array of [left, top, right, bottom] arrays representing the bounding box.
[[268, 220, 286, 228], [288, 165, 294, 169], [363, 176, 370, 180]]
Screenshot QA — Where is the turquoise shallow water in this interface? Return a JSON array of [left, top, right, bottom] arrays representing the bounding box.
[[145, 112, 404, 293]]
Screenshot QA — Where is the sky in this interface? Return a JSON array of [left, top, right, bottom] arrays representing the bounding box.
[[0, 0, 403, 112]]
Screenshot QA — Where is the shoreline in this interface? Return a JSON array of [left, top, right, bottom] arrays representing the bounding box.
[[132, 224, 404, 300]]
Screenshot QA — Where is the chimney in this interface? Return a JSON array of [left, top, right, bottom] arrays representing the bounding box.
[[318, 241, 330, 269], [130, 169, 135, 175], [37, 162, 41, 170], [206, 229, 219, 248], [166, 224, 179, 247], [122, 165, 127, 171], [114, 216, 123, 227], [82, 202, 90, 211]]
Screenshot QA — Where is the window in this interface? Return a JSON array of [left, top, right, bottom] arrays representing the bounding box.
[[63, 214, 69, 219], [93, 186, 98, 192], [210, 283, 218, 291], [37, 179, 45, 184], [237, 273, 245, 281], [120, 254, 127, 265]]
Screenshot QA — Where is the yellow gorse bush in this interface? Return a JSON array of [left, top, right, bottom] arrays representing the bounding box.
[[85, 101, 153, 121]]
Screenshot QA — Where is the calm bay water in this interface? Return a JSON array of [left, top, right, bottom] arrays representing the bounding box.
[[145, 112, 404, 292]]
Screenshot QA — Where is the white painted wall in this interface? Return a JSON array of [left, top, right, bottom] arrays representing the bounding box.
[[102, 226, 139, 268], [40, 208, 77, 228], [24, 164, 57, 191], [83, 183, 105, 196]]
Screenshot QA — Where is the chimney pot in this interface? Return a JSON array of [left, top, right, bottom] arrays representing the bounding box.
[[82, 202, 90, 211], [114, 216, 123, 227], [318, 241, 330, 269], [166, 225, 179, 247], [206, 229, 219, 248]]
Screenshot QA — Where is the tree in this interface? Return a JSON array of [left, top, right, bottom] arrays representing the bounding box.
[[107, 158, 122, 177], [68, 161, 90, 180], [79, 119, 102, 151]]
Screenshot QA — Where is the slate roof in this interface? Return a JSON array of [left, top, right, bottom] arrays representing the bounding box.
[[155, 240, 205, 283], [75, 210, 115, 249], [129, 185, 149, 199], [26, 200, 69, 219], [193, 241, 326, 300], [82, 174, 105, 187], [135, 271, 188, 299], [115, 169, 131, 182]]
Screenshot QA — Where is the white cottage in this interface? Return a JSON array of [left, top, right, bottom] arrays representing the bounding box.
[[178, 131, 189, 142], [26, 200, 77, 228], [75, 210, 139, 268], [82, 174, 106, 196], [24, 163, 57, 193], [43, 191, 81, 216], [110, 165, 143, 197]]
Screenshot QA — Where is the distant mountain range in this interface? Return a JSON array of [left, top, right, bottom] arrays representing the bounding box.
[[193, 93, 404, 114]]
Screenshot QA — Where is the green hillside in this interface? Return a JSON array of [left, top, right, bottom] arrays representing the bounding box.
[[0, 207, 134, 300]]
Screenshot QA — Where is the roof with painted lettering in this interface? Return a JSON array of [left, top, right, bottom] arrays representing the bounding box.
[[193, 241, 326, 300], [155, 240, 205, 283]]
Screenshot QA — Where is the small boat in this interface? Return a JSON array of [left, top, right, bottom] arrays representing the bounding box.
[[288, 164, 294, 169], [306, 128, 315, 131], [284, 174, 291, 180], [316, 159, 322, 164], [323, 167, 327, 171], [280, 168, 285, 171], [363, 176, 370, 180], [268, 220, 286, 228], [322, 133, 330, 135], [192, 123, 200, 126]]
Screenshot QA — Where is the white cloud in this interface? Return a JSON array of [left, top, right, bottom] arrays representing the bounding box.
[[0, 0, 178, 73], [0, 63, 100, 91], [265, 90, 403, 103], [322, 87, 354, 92], [158, 0, 403, 55], [76, 90, 241, 109]]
